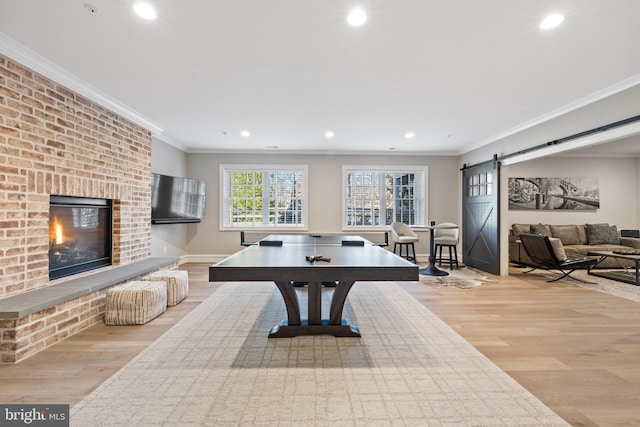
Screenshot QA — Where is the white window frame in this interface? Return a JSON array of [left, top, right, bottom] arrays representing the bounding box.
[[220, 164, 308, 230], [342, 165, 428, 230]]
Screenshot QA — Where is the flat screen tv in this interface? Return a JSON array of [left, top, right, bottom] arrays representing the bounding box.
[[151, 173, 206, 224]]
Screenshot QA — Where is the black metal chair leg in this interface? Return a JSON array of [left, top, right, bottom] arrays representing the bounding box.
[[547, 269, 596, 283], [452, 246, 458, 269]]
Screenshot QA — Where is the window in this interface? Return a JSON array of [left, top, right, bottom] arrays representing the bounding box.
[[342, 166, 427, 228], [466, 171, 493, 197], [221, 165, 307, 229]]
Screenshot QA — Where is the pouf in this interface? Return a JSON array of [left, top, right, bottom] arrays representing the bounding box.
[[141, 270, 189, 306], [104, 281, 167, 325]]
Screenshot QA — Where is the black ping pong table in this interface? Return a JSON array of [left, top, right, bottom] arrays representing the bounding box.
[[209, 234, 419, 337]]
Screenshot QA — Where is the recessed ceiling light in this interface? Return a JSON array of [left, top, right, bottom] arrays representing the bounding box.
[[539, 13, 564, 30], [325, 131, 335, 139], [133, 2, 157, 20], [405, 132, 415, 139], [84, 4, 98, 16], [347, 8, 367, 26], [240, 130, 251, 137]]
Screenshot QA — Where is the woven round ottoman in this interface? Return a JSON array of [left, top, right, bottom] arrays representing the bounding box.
[[141, 270, 189, 306], [104, 281, 167, 325]]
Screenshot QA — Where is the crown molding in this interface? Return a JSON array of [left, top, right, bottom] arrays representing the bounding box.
[[152, 132, 188, 152], [0, 32, 164, 135], [464, 72, 640, 154], [500, 119, 640, 165]]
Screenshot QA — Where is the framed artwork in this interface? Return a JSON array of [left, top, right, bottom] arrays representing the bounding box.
[[508, 177, 599, 211]]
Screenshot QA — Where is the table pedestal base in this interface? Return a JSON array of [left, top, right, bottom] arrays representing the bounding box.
[[269, 319, 361, 338], [419, 225, 453, 277], [270, 280, 361, 338]]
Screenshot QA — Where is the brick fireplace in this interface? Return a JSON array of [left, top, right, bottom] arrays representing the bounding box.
[[49, 195, 113, 280], [0, 53, 154, 362]]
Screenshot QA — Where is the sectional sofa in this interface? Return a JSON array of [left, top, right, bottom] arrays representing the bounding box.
[[509, 223, 640, 269]]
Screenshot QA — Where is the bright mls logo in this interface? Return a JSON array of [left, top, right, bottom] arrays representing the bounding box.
[[0, 405, 69, 426]]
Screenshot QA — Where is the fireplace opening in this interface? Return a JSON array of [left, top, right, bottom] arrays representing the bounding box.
[[49, 195, 113, 280]]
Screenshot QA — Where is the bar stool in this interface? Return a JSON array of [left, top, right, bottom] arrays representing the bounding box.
[[390, 221, 419, 262], [434, 222, 459, 269]]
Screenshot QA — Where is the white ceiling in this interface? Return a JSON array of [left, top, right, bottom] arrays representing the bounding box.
[[1, 0, 640, 155]]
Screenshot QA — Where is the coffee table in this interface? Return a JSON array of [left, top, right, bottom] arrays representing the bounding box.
[[587, 250, 640, 286], [209, 234, 419, 337]]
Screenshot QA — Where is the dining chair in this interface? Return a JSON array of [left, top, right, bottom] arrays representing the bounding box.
[[390, 221, 419, 262]]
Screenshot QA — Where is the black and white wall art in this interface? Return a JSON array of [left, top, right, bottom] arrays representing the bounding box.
[[508, 177, 599, 211]]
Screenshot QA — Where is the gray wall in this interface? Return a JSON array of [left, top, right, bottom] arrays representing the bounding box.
[[183, 152, 459, 261], [150, 138, 189, 259], [637, 157, 640, 220], [505, 156, 639, 230], [151, 142, 639, 270]]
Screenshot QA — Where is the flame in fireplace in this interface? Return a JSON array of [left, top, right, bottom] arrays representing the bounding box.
[[53, 216, 64, 245]]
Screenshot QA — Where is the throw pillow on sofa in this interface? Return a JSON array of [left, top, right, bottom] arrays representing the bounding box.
[[511, 223, 532, 237], [576, 224, 589, 245], [586, 223, 620, 245], [548, 237, 567, 261], [549, 224, 581, 246], [531, 223, 551, 236]]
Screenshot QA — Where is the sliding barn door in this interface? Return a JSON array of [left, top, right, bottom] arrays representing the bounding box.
[[462, 161, 500, 275]]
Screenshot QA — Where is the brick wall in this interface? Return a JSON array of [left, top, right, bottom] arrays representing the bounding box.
[[0, 53, 155, 362], [0, 289, 107, 363], [0, 53, 152, 298]]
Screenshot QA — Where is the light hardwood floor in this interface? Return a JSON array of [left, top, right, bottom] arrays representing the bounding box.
[[1, 263, 639, 426]]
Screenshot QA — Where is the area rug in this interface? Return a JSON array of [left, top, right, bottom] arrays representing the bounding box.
[[71, 282, 568, 426], [419, 266, 496, 288], [528, 269, 640, 303]]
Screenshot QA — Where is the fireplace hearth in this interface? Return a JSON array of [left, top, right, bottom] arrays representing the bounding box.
[[49, 196, 113, 280]]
